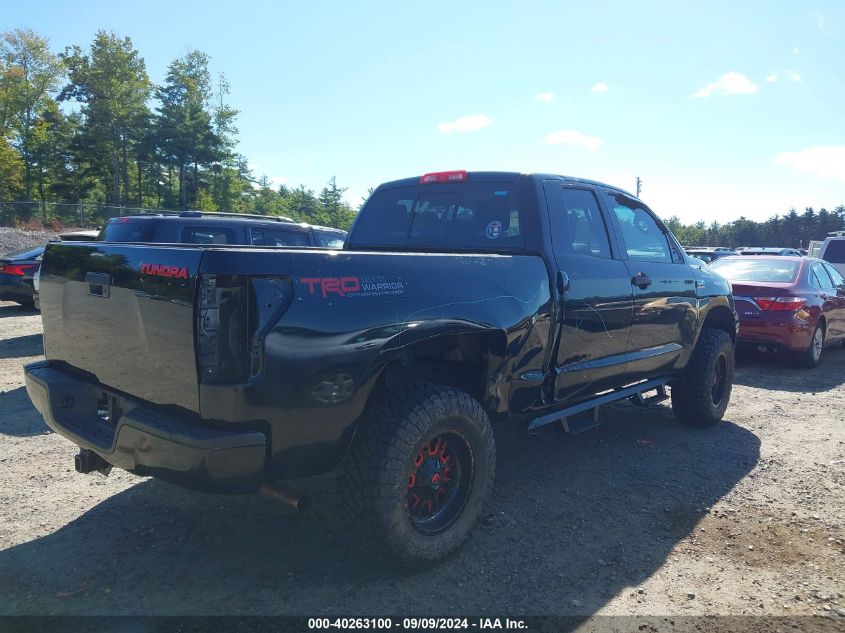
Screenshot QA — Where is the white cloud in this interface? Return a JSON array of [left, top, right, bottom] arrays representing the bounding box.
[[545, 129, 603, 152], [535, 91, 555, 102], [774, 146, 845, 182], [268, 176, 288, 189], [693, 71, 759, 97], [765, 74, 779, 83], [792, 46, 800, 55], [437, 114, 493, 134], [811, 12, 832, 36], [784, 69, 802, 82], [590, 82, 609, 93]]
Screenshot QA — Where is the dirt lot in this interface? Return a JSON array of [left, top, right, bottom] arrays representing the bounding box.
[[0, 299, 843, 624]]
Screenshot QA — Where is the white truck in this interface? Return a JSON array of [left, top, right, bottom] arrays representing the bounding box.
[[809, 231, 845, 277]]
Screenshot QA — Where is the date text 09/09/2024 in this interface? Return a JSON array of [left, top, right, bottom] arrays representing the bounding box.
[[307, 618, 528, 630]]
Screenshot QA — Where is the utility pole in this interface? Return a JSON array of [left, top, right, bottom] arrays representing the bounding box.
[[636, 177, 642, 197]]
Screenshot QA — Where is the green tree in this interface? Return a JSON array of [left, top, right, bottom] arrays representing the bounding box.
[[155, 50, 222, 208], [0, 135, 23, 201], [0, 28, 64, 200], [61, 30, 152, 206]]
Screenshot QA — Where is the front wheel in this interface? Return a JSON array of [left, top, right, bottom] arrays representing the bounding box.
[[340, 383, 495, 567], [671, 328, 735, 427]]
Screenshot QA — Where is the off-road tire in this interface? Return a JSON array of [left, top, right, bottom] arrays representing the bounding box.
[[671, 328, 734, 427], [794, 322, 824, 369], [339, 383, 495, 567]]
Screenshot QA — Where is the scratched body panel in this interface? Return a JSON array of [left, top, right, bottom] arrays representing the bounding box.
[[197, 247, 552, 478]]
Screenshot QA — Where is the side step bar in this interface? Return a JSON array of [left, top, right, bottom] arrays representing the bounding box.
[[528, 377, 672, 434]]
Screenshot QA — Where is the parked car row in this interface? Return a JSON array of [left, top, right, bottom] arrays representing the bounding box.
[[709, 255, 845, 367], [3, 212, 349, 309], [682, 238, 845, 367]]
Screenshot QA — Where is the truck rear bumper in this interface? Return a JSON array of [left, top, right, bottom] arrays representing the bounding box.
[[24, 361, 266, 493]]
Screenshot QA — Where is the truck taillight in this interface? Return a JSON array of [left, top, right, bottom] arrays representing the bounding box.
[[420, 170, 468, 184], [754, 296, 806, 311], [197, 274, 293, 385], [197, 274, 250, 384]]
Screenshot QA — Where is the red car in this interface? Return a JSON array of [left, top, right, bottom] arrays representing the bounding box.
[[709, 256, 845, 367]]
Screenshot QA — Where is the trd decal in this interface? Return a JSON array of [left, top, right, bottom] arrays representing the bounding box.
[[299, 276, 406, 298], [300, 277, 361, 298], [140, 263, 189, 279]]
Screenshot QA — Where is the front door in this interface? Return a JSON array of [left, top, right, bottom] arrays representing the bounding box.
[[542, 182, 633, 402], [602, 192, 698, 379]]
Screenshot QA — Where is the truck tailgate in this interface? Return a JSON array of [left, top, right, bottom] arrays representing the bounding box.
[[39, 242, 203, 412]]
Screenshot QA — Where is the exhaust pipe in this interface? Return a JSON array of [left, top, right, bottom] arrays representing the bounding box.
[[261, 483, 311, 512]]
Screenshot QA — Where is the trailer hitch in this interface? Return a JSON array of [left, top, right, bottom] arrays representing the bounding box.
[[74, 449, 112, 476]]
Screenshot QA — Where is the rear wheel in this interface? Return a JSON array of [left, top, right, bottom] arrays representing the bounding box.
[[671, 328, 735, 427], [794, 322, 824, 368], [340, 383, 495, 567]]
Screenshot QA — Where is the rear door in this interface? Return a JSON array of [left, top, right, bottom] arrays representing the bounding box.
[[601, 192, 697, 378], [40, 242, 204, 412], [542, 181, 633, 401], [818, 262, 845, 341]]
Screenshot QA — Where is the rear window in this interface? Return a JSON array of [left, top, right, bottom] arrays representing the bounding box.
[[349, 183, 523, 250], [2, 245, 44, 259], [102, 219, 158, 242], [710, 258, 801, 283], [823, 240, 845, 264]]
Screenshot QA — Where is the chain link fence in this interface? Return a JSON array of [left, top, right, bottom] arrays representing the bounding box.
[[0, 201, 179, 228]]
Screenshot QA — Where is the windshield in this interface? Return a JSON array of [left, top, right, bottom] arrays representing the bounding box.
[[710, 258, 800, 283], [349, 182, 523, 251]]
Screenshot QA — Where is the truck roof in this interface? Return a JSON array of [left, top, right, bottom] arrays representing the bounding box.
[[377, 171, 639, 199]]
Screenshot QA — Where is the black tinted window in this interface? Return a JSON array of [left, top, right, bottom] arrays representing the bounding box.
[[182, 226, 235, 244], [610, 196, 671, 262], [550, 187, 610, 258], [314, 229, 346, 249], [824, 240, 845, 263], [250, 227, 310, 247], [349, 183, 522, 250], [102, 219, 158, 242], [710, 258, 800, 282]]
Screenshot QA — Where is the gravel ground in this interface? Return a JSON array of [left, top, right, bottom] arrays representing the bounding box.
[[0, 301, 843, 628], [0, 227, 60, 255]]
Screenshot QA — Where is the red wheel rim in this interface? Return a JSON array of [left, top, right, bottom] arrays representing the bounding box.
[[405, 431, 473, 535]]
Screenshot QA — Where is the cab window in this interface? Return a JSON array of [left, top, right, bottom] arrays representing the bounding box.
[[550, 187, 611, 258], [609, 196, 672, 263]]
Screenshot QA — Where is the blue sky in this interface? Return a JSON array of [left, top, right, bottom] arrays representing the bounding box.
[[4, 0, 844, 223]]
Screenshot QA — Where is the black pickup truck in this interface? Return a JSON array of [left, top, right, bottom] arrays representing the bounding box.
[[25, 171, 737, 565]]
